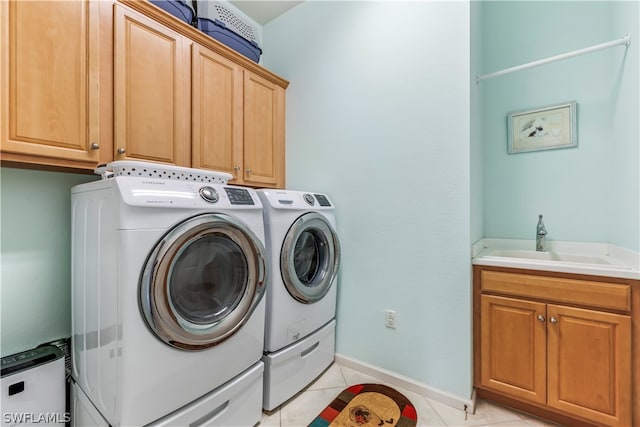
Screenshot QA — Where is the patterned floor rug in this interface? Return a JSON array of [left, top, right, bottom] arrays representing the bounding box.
[[308, 383, 418, 427]]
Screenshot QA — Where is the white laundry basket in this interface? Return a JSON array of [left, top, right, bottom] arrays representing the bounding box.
[[197, 1, 262, 62]]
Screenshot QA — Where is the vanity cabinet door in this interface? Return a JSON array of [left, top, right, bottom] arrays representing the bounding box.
[[547, 304, 631, 427], [480, 295, 547, 405]]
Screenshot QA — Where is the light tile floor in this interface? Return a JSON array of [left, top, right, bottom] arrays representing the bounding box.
[[260, 363, 562, 427]]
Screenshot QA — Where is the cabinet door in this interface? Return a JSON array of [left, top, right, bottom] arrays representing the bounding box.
[[547, 305, 631, 426], [191, 44, 242, 177], [113, 4, 188, 166], [480, 295, 547, 404], [243, 71, 285, 188], [1, 0, 100, 166]]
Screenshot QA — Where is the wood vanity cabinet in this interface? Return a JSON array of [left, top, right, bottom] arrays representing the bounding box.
[[474, 266, 635, 427], [0, 0, 104, 169]]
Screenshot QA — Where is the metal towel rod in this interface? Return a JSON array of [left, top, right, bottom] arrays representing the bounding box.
[[476, 34, 631, 84]]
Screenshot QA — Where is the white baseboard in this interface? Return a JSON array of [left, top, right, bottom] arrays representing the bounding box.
[[335, 353, 476, 414]]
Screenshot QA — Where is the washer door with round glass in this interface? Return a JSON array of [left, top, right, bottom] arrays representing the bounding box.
[[140, 213, 266, 351], [280, 212, 340, 304]]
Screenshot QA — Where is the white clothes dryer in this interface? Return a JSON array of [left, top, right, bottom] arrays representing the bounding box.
[[71, 162, 267, 427], [256, 189, 340, 410]]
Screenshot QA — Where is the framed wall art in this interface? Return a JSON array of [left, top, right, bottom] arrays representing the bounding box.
[[507, 101, 577, 154]]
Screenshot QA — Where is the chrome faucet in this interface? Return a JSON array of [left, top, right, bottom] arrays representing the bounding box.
[[536, 214, 547, 251]]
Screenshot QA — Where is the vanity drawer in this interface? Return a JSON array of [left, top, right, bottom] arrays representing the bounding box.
[[481, 270, 631, 312]]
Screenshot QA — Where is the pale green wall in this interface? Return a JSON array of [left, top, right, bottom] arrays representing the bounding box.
[[480, 1, 639, 251], [263, 1, 473, 399], [0, 168, 97, 356], [611, 1, 640, 251], [471, 1, 484, 245]]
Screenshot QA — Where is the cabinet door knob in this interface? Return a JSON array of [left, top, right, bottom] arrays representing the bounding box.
[[117, 148, 126, 155], [549, 317, 558, 324], [537, 314, 545, 322], [233, 165, 240, 175], [90, 142, 100, 150], [245, 168, 252, 175]]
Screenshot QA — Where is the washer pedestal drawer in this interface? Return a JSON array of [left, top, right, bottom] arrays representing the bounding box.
[[71, 382, 109, 427], [151, 361, 264, 427]]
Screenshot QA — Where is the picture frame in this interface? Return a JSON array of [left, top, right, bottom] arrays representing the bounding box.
[[507, 101, 577, 154]]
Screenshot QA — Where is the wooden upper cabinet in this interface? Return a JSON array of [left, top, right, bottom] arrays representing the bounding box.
[[243, 71, 285, 187], [547, 305, 631, 427], [113, 3, 189, 166], [191, 43, 242, 177], [191, 49, 285, 188], [1, 0, 100, 168], [2, 0, 287, 181], [243, 70, 285, 187]]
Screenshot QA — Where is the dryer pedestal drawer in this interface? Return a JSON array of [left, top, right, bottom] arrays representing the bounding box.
[[262, 319, 336, 411]]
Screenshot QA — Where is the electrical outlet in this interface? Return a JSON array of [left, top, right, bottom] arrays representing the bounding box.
[[385, 309, 396, 329]]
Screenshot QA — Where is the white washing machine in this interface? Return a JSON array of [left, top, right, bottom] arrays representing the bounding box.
[[256, 189, 340, 410], [71, 161, 267, 426]]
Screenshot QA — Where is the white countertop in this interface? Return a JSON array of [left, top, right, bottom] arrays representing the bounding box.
[[472, 238, 640, 280]]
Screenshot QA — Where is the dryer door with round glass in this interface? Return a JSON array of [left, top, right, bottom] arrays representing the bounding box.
[[140, 213, 266, 351], [281, 212, 340, 304]]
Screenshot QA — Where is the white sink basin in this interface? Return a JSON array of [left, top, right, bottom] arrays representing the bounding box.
[[472, 239, 640, 280], [487, 249, 615, 266]]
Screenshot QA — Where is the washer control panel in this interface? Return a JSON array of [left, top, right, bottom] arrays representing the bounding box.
[[116, 178, 261, 209], [225, 187, 255, 205]]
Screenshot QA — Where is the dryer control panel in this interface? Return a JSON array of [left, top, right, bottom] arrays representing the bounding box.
[[257, 190, 334, 210], [313, 194, 332, 207]]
